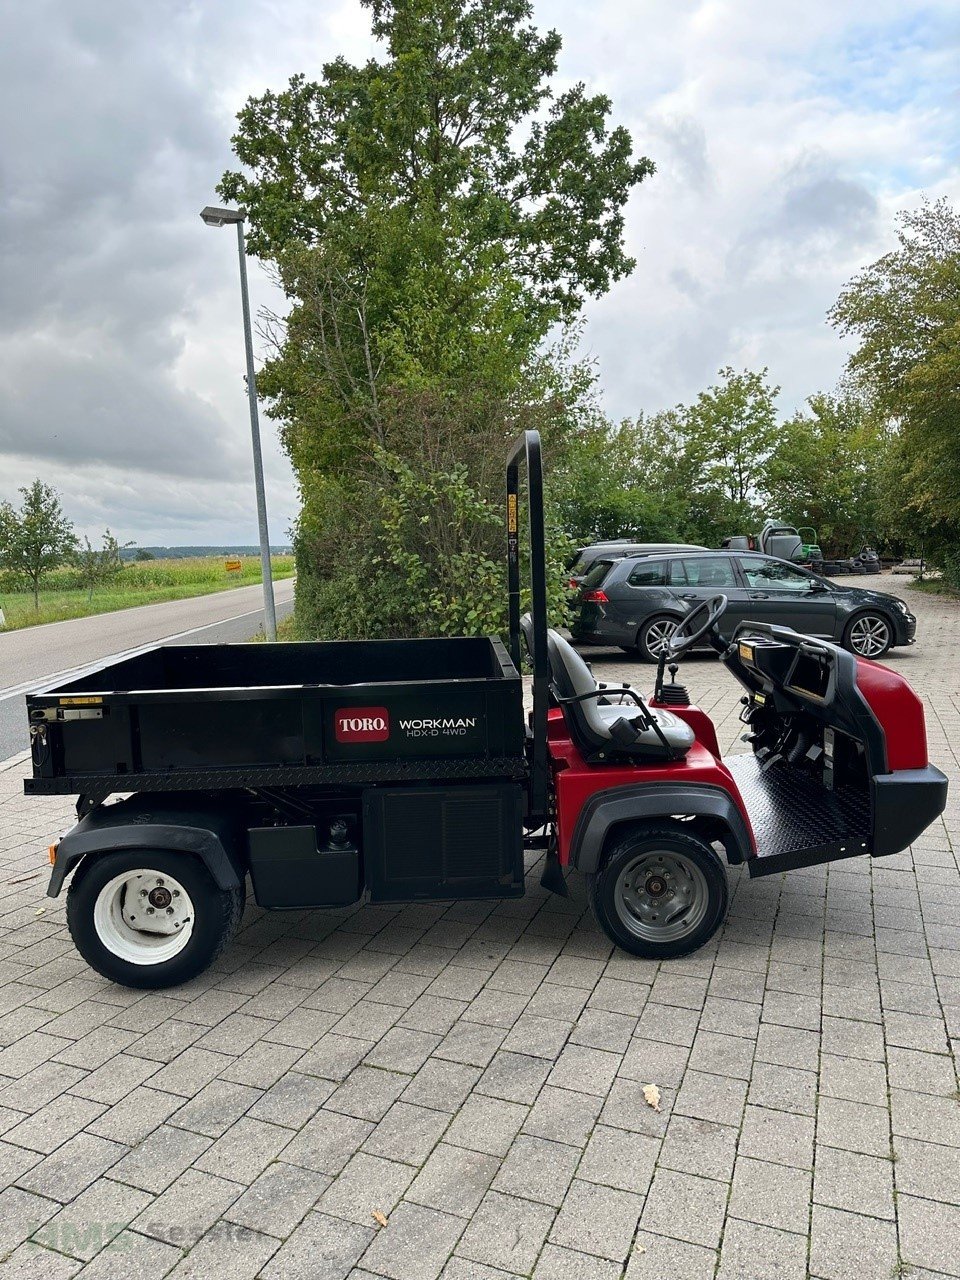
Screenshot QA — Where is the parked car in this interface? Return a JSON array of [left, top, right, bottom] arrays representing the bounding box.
[[566, 540, 707, 588], [571, 550, 917, 661]]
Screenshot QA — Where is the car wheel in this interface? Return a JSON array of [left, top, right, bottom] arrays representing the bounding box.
[[66, 850, 244, 989], [844, 612, 893, 659], [588, 823, 729, 959], [637, 615, 681, 663]]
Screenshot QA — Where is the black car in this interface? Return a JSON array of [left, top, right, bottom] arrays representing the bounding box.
[[571, 551, 916, 661]]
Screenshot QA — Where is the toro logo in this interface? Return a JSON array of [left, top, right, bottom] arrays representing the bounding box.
[[334, 707, 390, 743]]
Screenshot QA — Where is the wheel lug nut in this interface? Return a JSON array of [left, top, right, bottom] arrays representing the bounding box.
[[147, 907, 155, 915]]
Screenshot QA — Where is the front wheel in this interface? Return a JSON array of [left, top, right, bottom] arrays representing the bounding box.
[[67, 850, 244, 989], [589, 824, 729, 958], [844, 612, 893, 659]]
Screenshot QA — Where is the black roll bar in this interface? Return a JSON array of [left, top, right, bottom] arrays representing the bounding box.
[[507, 430, 549, 823]]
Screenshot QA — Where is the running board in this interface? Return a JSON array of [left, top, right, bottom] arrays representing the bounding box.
[[747, 837, 870, 877]]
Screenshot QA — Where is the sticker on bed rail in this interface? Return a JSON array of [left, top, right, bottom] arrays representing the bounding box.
[[334, 707, 390, 742]]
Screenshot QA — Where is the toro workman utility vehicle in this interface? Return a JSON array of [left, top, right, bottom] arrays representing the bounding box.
[[25, 433, 946, 987]]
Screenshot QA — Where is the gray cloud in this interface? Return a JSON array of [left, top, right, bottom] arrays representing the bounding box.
[[0, 0, 301, 547]]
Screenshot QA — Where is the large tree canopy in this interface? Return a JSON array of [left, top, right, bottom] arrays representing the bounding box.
[[219, 0, 652, 639], [829, 198, 960, 547], [221, 0, 651, 328]]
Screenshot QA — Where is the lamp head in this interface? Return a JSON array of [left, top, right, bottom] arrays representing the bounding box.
[[200, 205, 243, 228]]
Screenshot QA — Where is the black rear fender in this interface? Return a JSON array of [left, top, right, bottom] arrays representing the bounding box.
[[48, 796, 247, 898], [569, 783, 754, 874]]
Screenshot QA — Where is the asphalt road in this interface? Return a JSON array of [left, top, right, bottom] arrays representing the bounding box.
[[0, 578, 296, 762]]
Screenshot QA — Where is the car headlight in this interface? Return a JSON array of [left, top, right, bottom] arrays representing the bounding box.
[[892, 600, 910, 614]]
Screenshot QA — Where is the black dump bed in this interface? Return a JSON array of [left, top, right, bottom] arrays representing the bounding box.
[[25, 636, 525, 799]]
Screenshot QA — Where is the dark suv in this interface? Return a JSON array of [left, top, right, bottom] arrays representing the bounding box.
[[571, 551, 917, 661]]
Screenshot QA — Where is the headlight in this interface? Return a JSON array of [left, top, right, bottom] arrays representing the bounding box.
[[893, 600, 910, 614]]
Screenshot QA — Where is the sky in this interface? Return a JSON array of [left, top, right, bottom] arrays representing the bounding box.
[[1, 0, 958, 545]]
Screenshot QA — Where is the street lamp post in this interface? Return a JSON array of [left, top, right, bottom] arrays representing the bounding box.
[[200, 204, 278, 641]]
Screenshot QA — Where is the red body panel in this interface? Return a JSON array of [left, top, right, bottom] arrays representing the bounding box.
[[546, 705, 756, 864], [854, 657, 927, 771], [648, 702, 722, 758]]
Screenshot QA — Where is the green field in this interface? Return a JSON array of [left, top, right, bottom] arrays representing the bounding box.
[[0, 556, 295, 632]]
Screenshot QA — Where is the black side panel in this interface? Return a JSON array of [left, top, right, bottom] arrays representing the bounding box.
[[363, 784, 524, 901], [872, 766, 948, 857], [569, 783, 754, 874], [248, 825, 362, 909]]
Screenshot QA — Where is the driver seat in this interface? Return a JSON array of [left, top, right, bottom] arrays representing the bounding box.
[[520, 615, 695, 763]]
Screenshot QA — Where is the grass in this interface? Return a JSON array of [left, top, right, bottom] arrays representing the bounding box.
[[248, 614, 299, 643], [0, 556, 295, 632], [909, 576, 957, 598]]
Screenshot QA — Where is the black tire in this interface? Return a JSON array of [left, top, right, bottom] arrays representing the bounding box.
[[589, 823, 729, 959], [843, 611, 893, 660], [66, 850, 244, 989], [637, 614, 682, 663]]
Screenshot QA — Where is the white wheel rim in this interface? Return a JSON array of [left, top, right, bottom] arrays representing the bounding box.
[[850, 615, 890, 657], [93, 870, 194, 966]]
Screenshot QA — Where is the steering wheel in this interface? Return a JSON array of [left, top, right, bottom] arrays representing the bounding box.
[[667, 594, 728, 656]]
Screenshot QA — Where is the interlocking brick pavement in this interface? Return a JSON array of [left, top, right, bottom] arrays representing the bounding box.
[[0, 575, 957, 1279]]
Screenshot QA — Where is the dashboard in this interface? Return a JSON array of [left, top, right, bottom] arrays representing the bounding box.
[[733, 631, 837, 708]]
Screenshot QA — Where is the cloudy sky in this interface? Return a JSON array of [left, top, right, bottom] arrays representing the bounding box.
[[2, 1, 958, 545]]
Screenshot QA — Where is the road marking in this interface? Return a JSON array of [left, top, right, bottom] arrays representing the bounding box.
[[0, 607, 270, 702]]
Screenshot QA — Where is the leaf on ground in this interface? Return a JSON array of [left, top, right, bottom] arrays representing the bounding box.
[[642, 1083, 661, 1112], [34, 907, 46, 916], [372, 1210, 389, 1228]]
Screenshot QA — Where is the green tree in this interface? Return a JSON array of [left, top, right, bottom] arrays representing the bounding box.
[[74, 530, 130, 603], [683, 367, 781, 507], [222, 0, 651, 330], [219, 0, 653, 638], [554, 414, 687, 544], [829, 198, 960, 552], [765, 393, 892, 556], [609, 370, 780, 549], [0, 481, 77, 609]]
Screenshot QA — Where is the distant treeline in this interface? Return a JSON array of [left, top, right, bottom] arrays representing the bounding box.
[[120, 546, 293, 560]]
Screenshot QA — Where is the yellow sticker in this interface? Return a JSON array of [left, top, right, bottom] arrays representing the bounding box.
[[754, 692, 766, 706], [738, 642, 754, 662], [507, 493, 518, 535], [59, 696, 103, 706]]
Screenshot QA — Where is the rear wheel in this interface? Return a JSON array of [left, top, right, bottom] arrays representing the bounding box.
[[589, 824, 728, 958], [637, 615, 681, 663], [844, 612, 893, 659], [67, 850, 244, 989]]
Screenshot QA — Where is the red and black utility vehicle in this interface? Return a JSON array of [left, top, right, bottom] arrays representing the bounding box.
[[26, 433, 947, 987]]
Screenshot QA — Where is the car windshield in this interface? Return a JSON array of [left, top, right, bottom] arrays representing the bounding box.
[[580, 559, 613, 591]]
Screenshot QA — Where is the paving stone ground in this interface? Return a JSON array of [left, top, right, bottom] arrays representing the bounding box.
[[0, 575, 957, 1279]]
